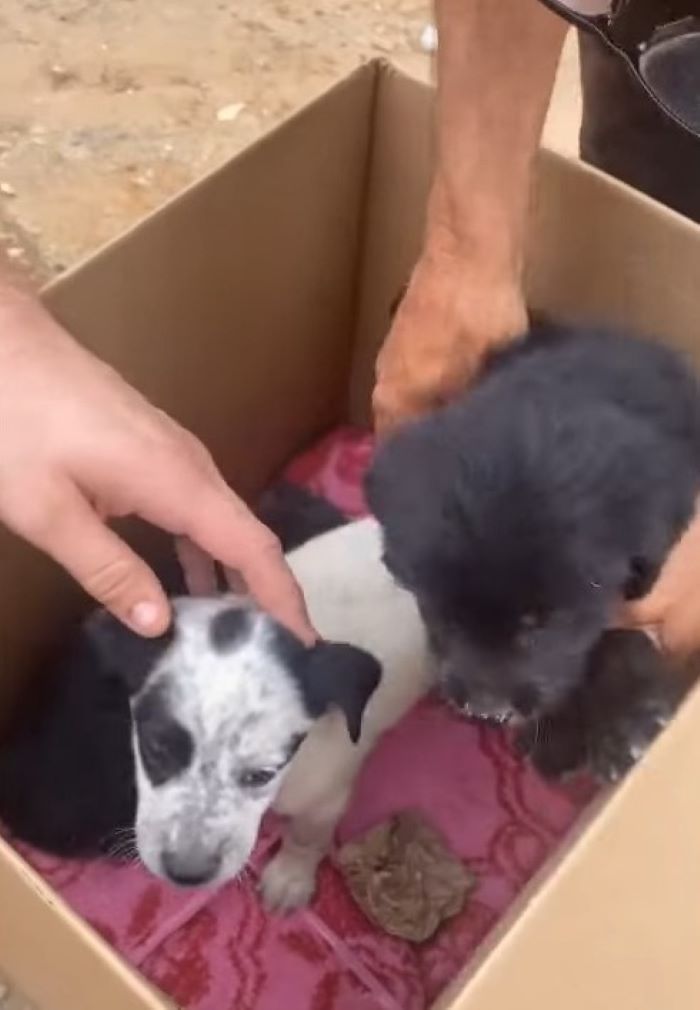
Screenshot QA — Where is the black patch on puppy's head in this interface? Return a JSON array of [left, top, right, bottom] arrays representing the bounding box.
[[209, 607, 252, 651], [85, 610, 175, 697], [270, 625, 381, 743], [133, 682, 194, 787]]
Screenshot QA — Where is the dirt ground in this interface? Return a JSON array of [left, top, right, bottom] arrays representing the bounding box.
[[0, 0, 435, 283], [0, 2, 580, 286]]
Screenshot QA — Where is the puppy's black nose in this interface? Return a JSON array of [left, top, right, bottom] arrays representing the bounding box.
[[161, 848, 221, 887]]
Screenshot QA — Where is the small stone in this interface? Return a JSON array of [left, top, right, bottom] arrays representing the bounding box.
[[6, 247, 24, 259], [0, 182, 16, 197], [49, 63, 75, 87], [216, 101, 245, 123]]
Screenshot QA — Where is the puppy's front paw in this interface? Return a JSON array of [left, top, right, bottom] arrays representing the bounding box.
[[588, 694, 672, 783], [584, 630, 678, 784], [259, 848, 318, 912]]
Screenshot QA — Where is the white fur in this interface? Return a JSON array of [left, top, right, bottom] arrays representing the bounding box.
[[131, 518, 433, 905]]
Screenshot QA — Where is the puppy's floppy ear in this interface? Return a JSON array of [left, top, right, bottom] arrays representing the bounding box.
[[297, 642, 381, 743], [84, 609, 175, 696]]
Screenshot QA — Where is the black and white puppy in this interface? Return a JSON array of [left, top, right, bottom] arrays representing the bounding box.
[[367, 323, 700, 769], [0, 516, 432, 909]]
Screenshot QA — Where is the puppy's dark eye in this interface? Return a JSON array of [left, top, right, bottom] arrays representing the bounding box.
[[239, 768, 277, 789]]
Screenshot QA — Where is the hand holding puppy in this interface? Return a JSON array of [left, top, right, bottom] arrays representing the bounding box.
[[625, 513, 700, 659], [374, 249, 700, 661], [372, 0, 700, 662], [373, 0, 563, 435], [373, 247, 527, 435]]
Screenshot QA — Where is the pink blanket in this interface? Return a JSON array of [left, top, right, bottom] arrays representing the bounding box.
[[10, 428, 597, 1010]]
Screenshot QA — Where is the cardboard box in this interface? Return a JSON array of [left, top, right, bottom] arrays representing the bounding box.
[[1, 60, 700, 1010]]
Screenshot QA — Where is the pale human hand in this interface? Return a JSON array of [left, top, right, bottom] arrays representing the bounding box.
[[623, 510, 700, 660], [0, 290, 315, 642]]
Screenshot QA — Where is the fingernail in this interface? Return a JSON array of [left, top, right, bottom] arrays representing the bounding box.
[[130, 601, 162, 632]]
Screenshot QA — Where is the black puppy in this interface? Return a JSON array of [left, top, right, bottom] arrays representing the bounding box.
[[367, 324, 700, 774]]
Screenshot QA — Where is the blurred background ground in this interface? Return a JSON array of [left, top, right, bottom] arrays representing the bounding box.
[[0, 1, 581, 285]]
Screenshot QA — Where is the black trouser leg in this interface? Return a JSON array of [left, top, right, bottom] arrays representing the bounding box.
[[578, 30, 700, 224]]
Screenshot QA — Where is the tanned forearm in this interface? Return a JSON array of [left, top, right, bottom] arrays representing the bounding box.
[[373, 0, 568, 431], [428, 0, 567, 277]]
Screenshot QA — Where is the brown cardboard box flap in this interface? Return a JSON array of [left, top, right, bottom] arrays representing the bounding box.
[[0, 838, 172, 1010]]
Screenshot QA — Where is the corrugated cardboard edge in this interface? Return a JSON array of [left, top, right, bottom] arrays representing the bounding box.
[[0, 837, 176, 1009], [438, 683, 700, 1009]]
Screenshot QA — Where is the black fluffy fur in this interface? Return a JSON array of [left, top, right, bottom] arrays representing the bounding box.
[[0, 481, 348, 857], [0, 634, 137, 858], [0, 565, 184, 859], [256, 481, 347, 553], [367, 323, 700, 750], [516, 628, 694, 782]]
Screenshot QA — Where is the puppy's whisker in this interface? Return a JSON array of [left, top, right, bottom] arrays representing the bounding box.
[[106, 837, 140, 862], [112, 825, 136, 838], [102, 824, 140, 862], [533, 718, 541, 747], [102, 825, 136, 843]]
